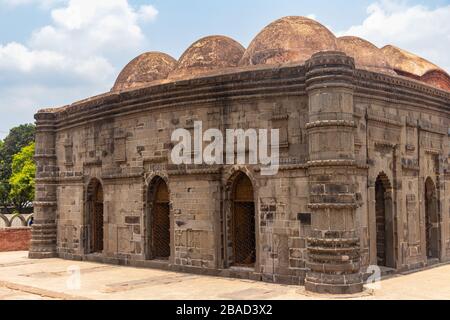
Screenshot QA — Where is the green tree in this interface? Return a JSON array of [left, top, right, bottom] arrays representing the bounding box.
[[9, 143, 36, 212], [0, 124, 35, 177], [0, 138, 7, 212], [0, 124, 35, 212]]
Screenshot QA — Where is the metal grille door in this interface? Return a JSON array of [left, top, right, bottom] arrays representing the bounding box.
[[233, 201, 256, 266], [151, 179, 170, 260], [375, 181, 386, 266], [93, 202, 104, 253], [152, 202, 170, 259], [231, 173, 256, 267], [425, 178, 440, 259], [87, 179, 104, 254]]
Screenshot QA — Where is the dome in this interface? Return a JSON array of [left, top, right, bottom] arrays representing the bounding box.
[[240, 16, 338, 66], [381, 45, 443, 77], [421, 69, 450, 91], [112, 52, 177, 91], [169, 35, 245, 79], [337, 36, 395, 75]]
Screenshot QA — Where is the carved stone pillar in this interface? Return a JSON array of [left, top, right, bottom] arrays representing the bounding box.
[[29, 111, 58, 259], [304, 51, 363, 294]]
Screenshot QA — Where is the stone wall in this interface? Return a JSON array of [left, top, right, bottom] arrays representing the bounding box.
[[52, 92, 312, 283], [0, 228, 31, 252], [30, 51, 450, 294]]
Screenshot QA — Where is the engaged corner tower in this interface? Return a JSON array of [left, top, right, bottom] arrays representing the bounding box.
[[304, 51, 363, 294], [28, 110, 58, 259]]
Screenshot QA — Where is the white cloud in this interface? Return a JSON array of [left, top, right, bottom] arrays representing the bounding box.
[[0, 0, 158, 134], [137, 4, 158, 23], [30, 0, 150, 58], [337, 0, 450, 73], [0, 0, 64, 9], [0, 42, 65, 73]]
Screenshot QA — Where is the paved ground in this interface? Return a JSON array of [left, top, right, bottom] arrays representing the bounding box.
[[0, 251, 449, 300]]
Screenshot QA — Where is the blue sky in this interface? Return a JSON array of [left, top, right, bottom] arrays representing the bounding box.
[[1, 0, 449, 138]]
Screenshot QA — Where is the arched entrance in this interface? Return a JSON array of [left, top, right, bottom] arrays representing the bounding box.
[[147, 177, 171, 260], [230, 173, 256, 267], [375, 173, 395, 268], [87, 179, 104, 253], [425, 178, 440, 259]]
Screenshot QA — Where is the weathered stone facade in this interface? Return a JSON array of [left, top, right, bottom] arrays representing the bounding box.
[[29, 17, 450, 294]]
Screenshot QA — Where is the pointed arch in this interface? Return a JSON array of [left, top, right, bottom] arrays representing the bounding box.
[[375, 172, 395, 268], [86, 178, 104, 254], [228, 171, 256, 267], [146, 176, 171, 260]]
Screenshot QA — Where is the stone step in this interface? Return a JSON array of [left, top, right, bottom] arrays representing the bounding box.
[[427, 258, 440, 267]]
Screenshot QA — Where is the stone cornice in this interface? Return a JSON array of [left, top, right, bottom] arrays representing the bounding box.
[[34, 154, 57, 159], [307, 159, 357, 167], [44, 65, 308, 128], [167, 166, 222, 176], [101, 172, 143, 180], [354, 70, 450, 112], [424, 148, 441, 155], [36, 59, 449, 133], [402, 164, 420, 172], [306, 120, 357, 129], [143, 156, 169, 164], [373, 140, 398, 149], [83, 159, 102, 167], [33, 201, 57, 207], [418, 120, 448, 135], [308, 203, 359, 210], [366, 111, 403, 127]]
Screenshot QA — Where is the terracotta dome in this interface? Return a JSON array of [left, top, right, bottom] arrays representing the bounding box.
[[112, 52, 177, 91], [169, 35, 245, 79], [421, 69, 450, 91], [240, 16, 338, 66], [381, 45, 443, 77], [337, 36, 395, 75]]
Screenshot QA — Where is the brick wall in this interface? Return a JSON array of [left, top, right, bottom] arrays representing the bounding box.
[[0, 228, 31, 252]]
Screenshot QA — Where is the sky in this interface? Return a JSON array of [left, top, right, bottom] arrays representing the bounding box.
[[0, 0, 449, 139]]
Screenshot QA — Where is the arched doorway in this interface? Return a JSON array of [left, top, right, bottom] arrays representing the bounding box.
[[87, 179, 104, 253], [230, 173, 256, 267], [425, 178, 440, 259], [147, 177, 171, 260], [375, 173, 395, 268]]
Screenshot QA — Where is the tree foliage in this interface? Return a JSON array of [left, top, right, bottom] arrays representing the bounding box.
[[9, 143, 36, 212], [0, 124, 35, 179], [0, 124, 35, 212]]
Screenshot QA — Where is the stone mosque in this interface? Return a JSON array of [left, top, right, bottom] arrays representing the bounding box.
[[30, 16, 450, 294]]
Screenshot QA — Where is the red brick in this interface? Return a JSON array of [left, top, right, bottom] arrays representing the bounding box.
[[0, 228, 31, 252]]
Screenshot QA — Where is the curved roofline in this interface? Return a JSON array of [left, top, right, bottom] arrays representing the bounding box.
[[169, 34, 245, 80], [381, 44, 446, 76], [179, 35, 245, 53], [422, 68, 450, 78], [239, 15, 337, 67], [112, 51, 177, 92], [106, 16, 449, 94], [338, 36, 378, 48], [337, 36, 396, 75]]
